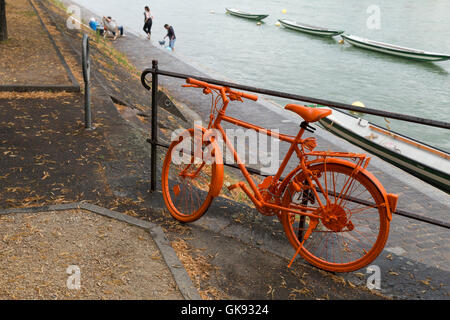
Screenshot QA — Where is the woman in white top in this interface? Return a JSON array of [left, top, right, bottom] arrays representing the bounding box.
[[143, 6, 153, 40]]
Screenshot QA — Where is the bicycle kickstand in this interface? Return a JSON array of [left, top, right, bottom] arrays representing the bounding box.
[[287, 218, 319, 268]]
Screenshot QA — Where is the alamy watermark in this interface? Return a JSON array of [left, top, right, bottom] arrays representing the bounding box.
[[66, 265, 81, 290], [66, 5, 81, 30], [366, 265, 381, 290], [366, 5, 381, 30], [170, 121, 280, 175]]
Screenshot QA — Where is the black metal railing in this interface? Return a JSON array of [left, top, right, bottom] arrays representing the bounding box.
[[141, 60, 449, 229]]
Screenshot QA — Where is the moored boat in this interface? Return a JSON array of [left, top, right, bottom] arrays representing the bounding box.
[[225, 8, 269, 21], [278, 19, 344, 37], [341, 34, 450, 62], [311, 105, 450, 193]]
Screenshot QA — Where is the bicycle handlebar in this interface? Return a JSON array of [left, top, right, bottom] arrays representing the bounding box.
[[186, 78, 258, 101], [231, 89, 258, 102], [186, 77, 211, 88]]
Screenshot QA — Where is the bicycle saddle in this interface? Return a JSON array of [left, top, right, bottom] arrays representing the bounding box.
[[284, 104, 332, 123]]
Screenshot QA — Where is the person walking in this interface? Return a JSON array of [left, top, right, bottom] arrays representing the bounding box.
[[164, 24, 176, 51], [143, 6, 153, 40]]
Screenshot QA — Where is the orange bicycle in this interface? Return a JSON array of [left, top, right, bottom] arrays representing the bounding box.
[[162, 78, 398, 272]]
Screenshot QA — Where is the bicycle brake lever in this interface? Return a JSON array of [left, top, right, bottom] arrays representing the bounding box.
[[228, 93, 243, 102]]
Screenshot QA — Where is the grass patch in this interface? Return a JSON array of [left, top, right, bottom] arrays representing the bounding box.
[[49, 0, 67, 11], [95, 30, 102, 43], [91, 37, 140, 76]]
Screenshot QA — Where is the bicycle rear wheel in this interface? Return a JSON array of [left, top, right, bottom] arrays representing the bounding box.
[[162, 128, 221, 222], [281, 161, 390, 272]]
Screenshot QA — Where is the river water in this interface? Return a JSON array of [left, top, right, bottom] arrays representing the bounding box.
[[72, 0, 450, 151]]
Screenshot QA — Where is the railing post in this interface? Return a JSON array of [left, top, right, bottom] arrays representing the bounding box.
[[150, 60, 158, 192], [82, 34, 92, 130]]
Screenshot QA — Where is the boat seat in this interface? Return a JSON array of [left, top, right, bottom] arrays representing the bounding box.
[[284, 104, 332, 123]]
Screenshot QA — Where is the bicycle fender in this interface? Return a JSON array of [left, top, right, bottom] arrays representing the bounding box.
[[198, 127, 224, 197], [207, 139, 223, 197]]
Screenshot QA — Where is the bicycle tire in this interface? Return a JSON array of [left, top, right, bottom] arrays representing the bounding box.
[[162, 128, 221, 223]]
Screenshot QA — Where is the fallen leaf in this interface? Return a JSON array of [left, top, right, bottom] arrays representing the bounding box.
[[420, 279, 431, 286]]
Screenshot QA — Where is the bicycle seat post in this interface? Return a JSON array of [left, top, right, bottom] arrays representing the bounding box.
[[300, 121, 317, 134]]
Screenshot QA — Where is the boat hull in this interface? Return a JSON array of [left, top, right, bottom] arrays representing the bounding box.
[[318, 115, 450, 193], [226, 8, 268, 21], [278, 19, 343, 37], [341, 34, 450, 61]]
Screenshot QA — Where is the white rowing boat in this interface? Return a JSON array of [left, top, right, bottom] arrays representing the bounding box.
[[225, 8, 269, 21], [278, 19, 344, 37], [341, 34, 450, 62]]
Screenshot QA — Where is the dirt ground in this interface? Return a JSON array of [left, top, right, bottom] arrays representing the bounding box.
[[0, 209, 183, 299], [0, 0, 70, 85]]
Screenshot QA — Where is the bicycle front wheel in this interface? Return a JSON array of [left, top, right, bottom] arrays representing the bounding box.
[[162, 128, 220, 223], [281, 161, 390, 272]]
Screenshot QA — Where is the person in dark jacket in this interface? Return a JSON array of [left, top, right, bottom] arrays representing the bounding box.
[[164, 24, 176, 51]]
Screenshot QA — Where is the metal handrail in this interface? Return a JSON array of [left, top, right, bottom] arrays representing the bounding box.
[[141, 67, 450, 130]]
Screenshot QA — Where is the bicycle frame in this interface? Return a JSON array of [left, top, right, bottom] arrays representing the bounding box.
[[205, 86, 369, 220]]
